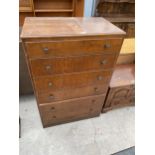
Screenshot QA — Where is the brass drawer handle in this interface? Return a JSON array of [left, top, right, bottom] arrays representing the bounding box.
[[92, 99, 96, 103], [48, 94, 54, 100], [52, 115, 56, 119], [101, 60, 107, 65], [97, 76, 103, 80], [89, 108, 93, 112], [50, 107, 55, 110], [45, 65, 51, 70], [43, 47, 49, 54], [104, 43, 111, 49], [48, 82, 53, 87], [94, 87, 99, 92]]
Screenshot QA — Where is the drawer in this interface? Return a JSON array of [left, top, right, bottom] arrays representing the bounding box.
[[39, 94, 105, 126], [25, 39, 123, 59], [112, 87, 131, 98], [30, 54, 116, 76], [34, 70, 112, 92], [128, 85, 135, 97], [110, 96, 135, 107], [37, 84, 108, 104]]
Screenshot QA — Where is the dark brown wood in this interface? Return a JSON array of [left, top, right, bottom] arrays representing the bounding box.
[[30, 55, 115, 76], [102, 64, 135, 112], [39, 94, 105, 127], [34, 70, 112, 91], [95, 0, 135, 38], [21, 17, 125, 127], [25, 39, 123, 59], [37, 84, 109, 103]]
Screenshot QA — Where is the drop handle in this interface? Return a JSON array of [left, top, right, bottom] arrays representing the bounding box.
[[45, 65, 51, 70], [52, 115, 56, 119], [48, 94, 54, 100], [104, 43, 111, 49], [97, 76, 103, 80], [43, 47, 49, 54], [89, 108, 93, 112], [50, 107, 55, 110], [48, 82, 53, 87], [100, 60, 107, 65], [94, 87, 99, 92], [92, 99, 96, 103]]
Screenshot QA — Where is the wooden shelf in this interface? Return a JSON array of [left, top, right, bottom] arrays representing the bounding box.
[[34, 0, 73, 11], [19, 7, 33, 12], [34, 9, 73, 13]]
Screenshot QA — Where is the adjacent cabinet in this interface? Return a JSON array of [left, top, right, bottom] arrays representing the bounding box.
[[21, 17, 125, 127], [19, 0, 84, 26]]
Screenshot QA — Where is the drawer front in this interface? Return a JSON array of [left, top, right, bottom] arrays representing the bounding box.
[[128, 85, 135, 97], [112, 87, 131, 98], [34, 70, 112, 92], [30, 54, 116, 77], [110, 96, 135, 107], [25, 39, 123, 59], [37, 84, 108, 104], [103, 86, 134, 109], [39, 94, 105, 126]]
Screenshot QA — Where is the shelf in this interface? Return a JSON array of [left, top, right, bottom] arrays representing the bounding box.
[[34, 0, 73, 11], [34, 9, 73, 13], [19, 7, 33, 12]]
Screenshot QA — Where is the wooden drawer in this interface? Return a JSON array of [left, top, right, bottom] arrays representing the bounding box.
[[37, 84, 108, 104], [25, 39, 123, 59], [104, 85, 134, 109], [30, 54, 116, 76], [110, 96, 135, 107], [39, 94, 105, 126], [128, 85, 135, 96], [34, 70, 112, 92], [111, 86, 131, 98]]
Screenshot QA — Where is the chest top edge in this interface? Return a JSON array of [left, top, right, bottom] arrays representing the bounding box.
[[21, 17, 126, 39]]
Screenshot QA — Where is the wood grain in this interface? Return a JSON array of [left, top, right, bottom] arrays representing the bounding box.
[[21, 17, 125, 38], [33, 70, 112, 91], [102, 64, 135, 112], [37, 84, 109, 104], [30, 54, 116, 76], [21, 17, 125, 126], [39, 94, 105, 126]]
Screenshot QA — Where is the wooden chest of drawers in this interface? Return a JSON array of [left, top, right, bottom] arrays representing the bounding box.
[[102, 64, 135, 112], [21, 17, 125, 127]]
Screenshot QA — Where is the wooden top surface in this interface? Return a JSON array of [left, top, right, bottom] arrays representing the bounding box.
[[110, 64, 135, 87], [21, 17, 125, 38]]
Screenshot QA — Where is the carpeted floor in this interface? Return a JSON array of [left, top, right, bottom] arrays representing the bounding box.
[[19, 95, 135, 155]]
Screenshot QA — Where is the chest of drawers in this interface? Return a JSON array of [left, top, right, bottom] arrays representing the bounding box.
[[21, 17, 125, 127]]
